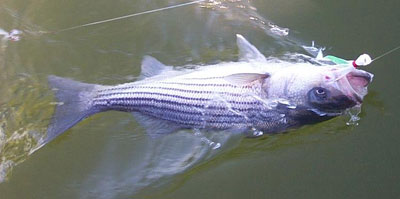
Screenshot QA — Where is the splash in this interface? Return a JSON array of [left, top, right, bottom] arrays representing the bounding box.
[[0, 128, 42, 182], [0, 28, 22, 50], [0, 76, 51, 183], [194, 129, 222, 149], [249, 127, 264, 137], [0, 28, 22, 42], [345, 106, 362, 126], [268, 22, 289, 36], [199, 0, 290, 38]]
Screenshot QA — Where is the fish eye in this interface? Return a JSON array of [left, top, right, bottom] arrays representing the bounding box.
[[315, 88, 326, 95], [313, 87, 328, 99]]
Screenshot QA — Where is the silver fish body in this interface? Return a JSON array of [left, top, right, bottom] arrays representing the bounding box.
[[39, 35, 373, 150], [91, 72, 290, 132]]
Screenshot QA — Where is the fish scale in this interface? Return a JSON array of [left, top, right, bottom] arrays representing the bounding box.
[[92, 77, 276, 129]]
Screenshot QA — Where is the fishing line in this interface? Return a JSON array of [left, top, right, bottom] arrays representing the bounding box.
[[42, 0, 206, 34], [372, 44, 400, 62]]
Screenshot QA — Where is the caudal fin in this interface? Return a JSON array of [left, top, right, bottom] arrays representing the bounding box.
[[36, 75, 100, 150]]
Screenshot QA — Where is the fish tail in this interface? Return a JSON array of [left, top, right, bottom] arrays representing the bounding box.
[[35, 75, 100, 151]]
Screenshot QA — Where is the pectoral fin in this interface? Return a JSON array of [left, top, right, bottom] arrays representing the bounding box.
[[224, 73, 270, 86], [132, 112, 181, 137]]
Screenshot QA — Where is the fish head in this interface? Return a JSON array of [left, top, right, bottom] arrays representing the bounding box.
[[267, 64, 373, 115]]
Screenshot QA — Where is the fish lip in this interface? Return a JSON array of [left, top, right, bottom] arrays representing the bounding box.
[[347, 70, 373, 87], [336, 69, 373, 105]]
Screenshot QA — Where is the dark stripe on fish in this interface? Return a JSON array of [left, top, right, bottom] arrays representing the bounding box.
[[158, 82, 252, 88], [94, 97, 263, 112], [107, 104, 255, 127], [98, 82, 250, 93], [95, 91, 259, 106]]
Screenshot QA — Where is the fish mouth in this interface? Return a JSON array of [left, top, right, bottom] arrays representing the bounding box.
[[308, 67, 373, 115], [337, 68, 373, 104]]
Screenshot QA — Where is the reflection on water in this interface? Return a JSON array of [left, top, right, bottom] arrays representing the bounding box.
[[0, 0, 301, 185], [79, 130, 242, 198]]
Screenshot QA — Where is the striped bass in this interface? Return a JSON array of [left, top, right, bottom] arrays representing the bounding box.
[[39, 35, 373, 149]]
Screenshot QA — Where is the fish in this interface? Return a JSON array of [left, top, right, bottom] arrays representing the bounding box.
[[38, 34, 373, 150]]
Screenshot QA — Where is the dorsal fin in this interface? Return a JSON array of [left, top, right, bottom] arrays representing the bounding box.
[[139, 56, 171, 79], [236, 34, 266, 62], [224, 73, 270, 86]]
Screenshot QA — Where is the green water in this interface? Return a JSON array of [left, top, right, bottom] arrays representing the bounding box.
[[0, 0, 399, 198]]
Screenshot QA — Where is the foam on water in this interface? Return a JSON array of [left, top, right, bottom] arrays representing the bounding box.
[[0, 28, 21, 42], [199, 0, 291, 39], [346, 105, 362, 126], [0, 75, 52, 183]]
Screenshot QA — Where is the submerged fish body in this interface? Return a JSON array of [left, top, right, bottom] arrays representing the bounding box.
[[41, 35, 373, 149]]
